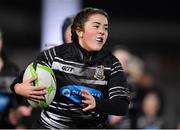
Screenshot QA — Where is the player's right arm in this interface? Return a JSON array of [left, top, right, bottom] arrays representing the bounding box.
[[14, 77, 46, 102], [10, 48, 52, 101]]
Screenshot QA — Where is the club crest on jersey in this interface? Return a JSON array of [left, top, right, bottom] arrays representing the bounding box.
[[94, 65, 105, 80]]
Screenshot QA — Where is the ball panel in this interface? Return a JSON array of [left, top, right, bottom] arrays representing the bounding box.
[[37, 63, 56, 78], [27, 100, 38, 108], [23, 62, 57, 109], [39, 100, 48, 108]]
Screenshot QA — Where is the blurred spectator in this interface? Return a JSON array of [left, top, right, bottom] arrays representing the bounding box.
[[43, 15, 74, 50], [61, 15, 74, 43], [107, 44, 165, 129], [0, 29, 20, 119], [127, 54, 145, 84], [126, 54, 146, 128], [107, 45, 133, 129], [128, 54, 165, 128], [0, 29, 34, 129], [0, 94, 33, 129], [0, 30, 19, 92], [136, 90, 165, 129]]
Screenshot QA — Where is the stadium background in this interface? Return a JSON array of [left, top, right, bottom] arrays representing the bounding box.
[[0, 0, 180, 128]]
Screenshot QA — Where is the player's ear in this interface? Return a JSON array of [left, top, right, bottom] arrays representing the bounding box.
[[76, 27, 83, 38]]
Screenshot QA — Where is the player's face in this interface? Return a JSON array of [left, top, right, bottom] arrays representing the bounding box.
[[77, 14, 108, 52]]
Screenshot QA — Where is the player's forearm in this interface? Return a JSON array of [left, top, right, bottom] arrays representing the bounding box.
[[10, 71, 24, 93]]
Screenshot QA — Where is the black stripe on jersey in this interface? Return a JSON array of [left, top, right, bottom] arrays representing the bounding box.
[[52, 47, 56, 56], [48, 49, 53, 62]]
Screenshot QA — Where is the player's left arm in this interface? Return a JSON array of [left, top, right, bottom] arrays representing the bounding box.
[[81, 57, 130, 116]]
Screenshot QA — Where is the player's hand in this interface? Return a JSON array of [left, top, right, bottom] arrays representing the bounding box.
[[81, 89, 96, 111], [14, 77, 47, 102]]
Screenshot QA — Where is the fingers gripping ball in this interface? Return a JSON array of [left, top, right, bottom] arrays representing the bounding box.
[[23, 61, 56, 109]]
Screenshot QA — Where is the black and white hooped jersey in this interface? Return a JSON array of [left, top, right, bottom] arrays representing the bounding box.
[[12, 42, 130, 129]]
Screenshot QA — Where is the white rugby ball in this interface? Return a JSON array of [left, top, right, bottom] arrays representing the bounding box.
[[23, 61, 56, 109]]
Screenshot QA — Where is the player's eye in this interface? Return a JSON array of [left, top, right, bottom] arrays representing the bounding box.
[[94, 25, 99, 28]]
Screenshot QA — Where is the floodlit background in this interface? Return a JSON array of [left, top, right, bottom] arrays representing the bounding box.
[[0, 0, 180, 128]]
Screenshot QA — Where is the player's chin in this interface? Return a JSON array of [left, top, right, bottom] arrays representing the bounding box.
[[91, 47, 102, 51], [92, 44, 104, 51]]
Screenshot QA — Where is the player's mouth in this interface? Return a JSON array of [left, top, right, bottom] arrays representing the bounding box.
[[96, 37, 103, 43]]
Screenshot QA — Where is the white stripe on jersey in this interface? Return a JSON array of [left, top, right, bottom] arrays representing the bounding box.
[[109, 86, 126, 91], [52, 61, 108, 85], [111, 60, 124, 75], [110, 69, 124, 76], [79, 79, 107, 85], [111, 65, 122, 72], [109, 86, 129, 99], [109, 94, 128, 99], [113, 61, 119, 66], [109, 90, 128, 97], [52, 61, 83, 75], [41, 111, 70, 128], [46, 111, 72, 121], [44, 51, 51, 66], [55, 57, 111, 70], [48, 104, 68, 111]]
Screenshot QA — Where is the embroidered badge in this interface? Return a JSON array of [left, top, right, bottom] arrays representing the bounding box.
[[94, 65, 105, 80]]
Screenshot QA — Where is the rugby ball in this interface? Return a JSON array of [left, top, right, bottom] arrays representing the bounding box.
[[23, 61, 56, 109]]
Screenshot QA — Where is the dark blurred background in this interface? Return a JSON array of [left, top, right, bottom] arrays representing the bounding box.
[[0, 0, 180, 128]]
